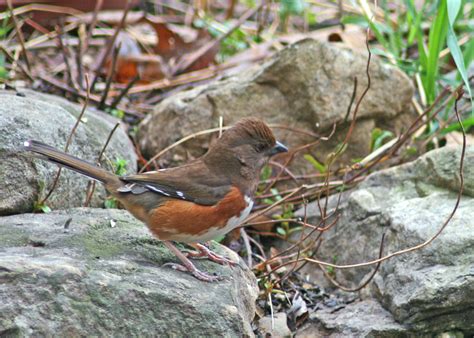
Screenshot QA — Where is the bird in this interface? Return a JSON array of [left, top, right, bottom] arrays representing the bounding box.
[[24, 118, 288, 282]]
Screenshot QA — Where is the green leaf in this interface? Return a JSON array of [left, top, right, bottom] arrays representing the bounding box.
[[371, 128, 394, 151], [463, 38, 474, 71], [110, 109, 125, 119], [263, 198, 275, 205], [0, 53, 7, 80], [341, 15, 369, 27], [441, 116, 474, 134], [114, 158, 128, 176], [446, 0, 461, 25], [446, 0, 473, 111], [303, 154, 326, 173], [271, 188, 282, 201], [33, 201, 52, 213], [41, 205, 52, 213], [423, 0, 449, 104], [276, 227, 287, 236], [305, 9, 318, 25], [104, 198, 118, 209], [260, 165, 272, 181], [404, 0, 422, 44], [405, 146, 418, 156], [212, 235, 225, 243], [280, 0, 305, 16]]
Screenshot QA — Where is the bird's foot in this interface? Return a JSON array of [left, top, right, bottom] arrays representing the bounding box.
[[185, 243, 236, 266], [163, 262, 222, 282], [163, 241, 223, 282]]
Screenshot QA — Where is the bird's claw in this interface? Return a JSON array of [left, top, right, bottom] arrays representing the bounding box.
[[185, 243, 236, 267], [162, 262, 223, 282]]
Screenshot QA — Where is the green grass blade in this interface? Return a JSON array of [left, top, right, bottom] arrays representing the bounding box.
[[423, 0, 449, 104], [446, 0, 473, 112], [441, 115, 474, 134], [446, 0, 461, 25]]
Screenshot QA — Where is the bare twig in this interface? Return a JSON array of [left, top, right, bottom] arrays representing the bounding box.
[[240, 228, 253, 267], [138, 126, 231, 173], [84, 122, 121, 206], [0, 3, 83, 20], [341, 31, 371, 146], [90, 0, 131, 91], [171, 4, 262, 75], [98, 43, 121, 110], [7, 0, 32, 72], [0, 45, 33, 81], [40, 75, 91, 205], [302, 93, 466, 270], [110, 74, 140, 110], [343, 77, 357, 123], [318, 233, 386, 292], [55, 24, 77, 89], [84, 0, 104, 51]]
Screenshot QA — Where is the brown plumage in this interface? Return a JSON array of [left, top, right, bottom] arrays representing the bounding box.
[[24, 118, 287, 281]]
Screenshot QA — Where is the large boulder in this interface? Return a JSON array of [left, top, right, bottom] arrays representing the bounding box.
[[138, 39, 415, 170], [0, 208, 257, 336], [0, 90, 137, 215], [294, 145, 474, 335]]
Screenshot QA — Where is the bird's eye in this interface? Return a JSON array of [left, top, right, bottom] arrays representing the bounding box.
[[254, 143, 266, 153]]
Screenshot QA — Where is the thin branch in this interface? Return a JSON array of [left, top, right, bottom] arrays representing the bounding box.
[[303, 93, 466, 270], [84, 122, 121, 206], [260, 88, 466, 274], [341, 30, 372, 146], [84, 0, 104, 51], [138, 126, 231, 173], [110, 74, 140, 110], [90, 0, 131, 91], [98, 43, 121, 110], [240, 228, 253, 267], [40, 75, 90, 204], [171, 4, 262, 75], [0, 45, 33, 81], [7, 0, 32, 72], [343, 77, 357, 123], [55, 23, 77, 89], [318, 233, 386, 292]]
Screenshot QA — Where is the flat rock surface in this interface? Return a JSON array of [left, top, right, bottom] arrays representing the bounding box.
[[0, 208, 258, 336], [0, 90, 137, 215]]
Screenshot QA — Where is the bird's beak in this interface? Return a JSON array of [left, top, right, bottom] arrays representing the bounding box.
[[270, 141, 288, 156]]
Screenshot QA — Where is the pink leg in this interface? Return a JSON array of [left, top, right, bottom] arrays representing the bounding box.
[[162, 241, 222, 282], [185, 243, 236, 266]]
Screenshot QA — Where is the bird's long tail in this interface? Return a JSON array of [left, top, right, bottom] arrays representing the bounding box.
[[24, 140, 118, 186]]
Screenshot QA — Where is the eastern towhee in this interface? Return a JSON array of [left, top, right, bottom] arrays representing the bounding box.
[[24, 118, 288, 281]]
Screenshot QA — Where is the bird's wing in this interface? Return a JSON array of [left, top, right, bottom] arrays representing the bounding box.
[[118, 162, 232, 206]]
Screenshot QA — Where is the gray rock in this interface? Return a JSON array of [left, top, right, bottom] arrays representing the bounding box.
[[294, 145, 474, 335], [0, 208, 257, 336], [138, 39, 415, 170], [258, 312, 292, 337], [296, 299, 407, 337], [0, 90, 137, 215]]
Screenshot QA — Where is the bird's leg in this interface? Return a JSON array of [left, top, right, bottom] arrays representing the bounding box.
[[185, 242, 236, 266], [162, 241, 222, 282]]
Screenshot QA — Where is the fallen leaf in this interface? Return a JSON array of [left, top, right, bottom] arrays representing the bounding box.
[[104, 32, 169, 83]]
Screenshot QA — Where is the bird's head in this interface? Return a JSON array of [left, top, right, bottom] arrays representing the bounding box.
[[205, 118, 288, 182]]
